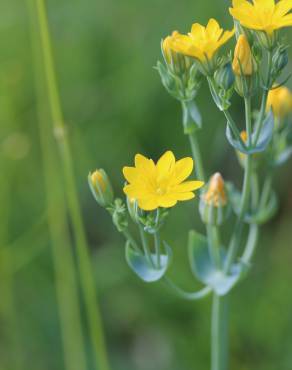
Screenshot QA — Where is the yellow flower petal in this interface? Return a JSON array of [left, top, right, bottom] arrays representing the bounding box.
[[123, 184, 149, 199], [171, 157, 193, 184], [171, 192, 195, 201], [138, 198, 159, 211], [123, 166, 138, 183], [172, 180, 204, 193], [275, 0, 292, 16], [156, 151, 175, 177], [157, 195, 178, 208], [206, 18, 222, 40]]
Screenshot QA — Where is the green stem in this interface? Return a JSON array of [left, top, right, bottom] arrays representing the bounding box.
[[164, 277, 212, 300], [253, 51, 272, 145], [224, 98, 253, 272], [139, 225, 154, 267], [154, 232, 161, 269], [34, 1, 110, 369], [122, 229, 141, 253], [207, 225, 222, 269], [207, 77, 246, 149], [223, 109, 246, 148], [188, 131, 205, 181], [211, 294, 228, 370], [259, 174, 272, 209], [241, 224, 259, 264]]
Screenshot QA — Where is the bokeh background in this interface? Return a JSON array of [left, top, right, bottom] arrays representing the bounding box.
[[1, 0, 292, 369]]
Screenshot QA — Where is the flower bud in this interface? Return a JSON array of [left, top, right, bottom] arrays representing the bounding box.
[[199, 173, 229, 226], [232, 35, 253, 76], [266, 85, 292, 120], [272, 46, 288, 79], [88, 169, 114, 207], [214, 62, 235, 91], [126, 196, 140, 223]]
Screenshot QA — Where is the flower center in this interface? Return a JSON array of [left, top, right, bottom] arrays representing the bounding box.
[[156, 187, 166, 196]]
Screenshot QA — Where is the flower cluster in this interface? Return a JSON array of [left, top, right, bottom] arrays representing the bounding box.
[[88, 3, 292, 368]]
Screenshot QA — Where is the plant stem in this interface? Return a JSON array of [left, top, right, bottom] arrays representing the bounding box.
[[224, 97, 253, 272], [188, 131, 205, 181], [253, 50, 272, 145], [164, 277, 212, 300], [211, 294, 228, 370], [34, 1, 110, 369], [207, 225, 222, 269], [154, 232, 161, 268], [207, 76, 246, 149], [139, 225, 154, 267], [122, 229, 141, 253]]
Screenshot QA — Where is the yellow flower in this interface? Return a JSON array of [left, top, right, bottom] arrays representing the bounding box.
[[123, 151, 204, 211], [232, 35, 253, 75], [203, 173, 227, 207], [229, 0, 292, 35], [266, 85, 292, 118], [170, 18, 235, 62]]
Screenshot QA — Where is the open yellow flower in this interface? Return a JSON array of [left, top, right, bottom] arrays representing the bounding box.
[[229, 0, 292, 35], [266, 85, 292, 118], [170, 18, 235, 62], [123, 151, 204, 211]]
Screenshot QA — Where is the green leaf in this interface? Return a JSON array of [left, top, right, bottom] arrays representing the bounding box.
[[125, 241, 172, 283], [188, 230, 244, 296], [226, 111, 274, 154]]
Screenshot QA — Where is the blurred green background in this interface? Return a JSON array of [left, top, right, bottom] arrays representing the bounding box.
[[1, 0, 292, 369]]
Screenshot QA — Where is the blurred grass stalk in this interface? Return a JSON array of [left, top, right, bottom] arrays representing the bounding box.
[[28, 0, 110, 369], [27, 1, 87, 369]]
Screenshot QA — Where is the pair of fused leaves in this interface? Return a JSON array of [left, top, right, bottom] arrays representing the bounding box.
[[188, 230, 247, 296], [126, 229, 246, 296], [125, 241, 172, 283], [226, 110, 274, 154]]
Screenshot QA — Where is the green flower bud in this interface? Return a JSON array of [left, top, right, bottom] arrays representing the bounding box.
[[214, 62, 235, 91], [254, 30, 278, 51], [199, 173, 230, 226], [126, 196, 140, 224], [271, 46, 289, 80], [88, 169, 114, 207]]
